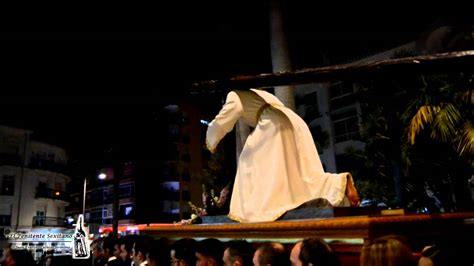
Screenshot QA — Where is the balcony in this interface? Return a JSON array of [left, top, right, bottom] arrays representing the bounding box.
[[88, 192, 114, 206], [0, 153, 22, 166], [87, 217, 113, 225], [32, 216, 67, 227], [35, 187, 70, 202], [28, 158, 69, 175]]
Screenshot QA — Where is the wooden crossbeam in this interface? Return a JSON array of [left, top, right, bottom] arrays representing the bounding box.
[[191, 50, 474, 93]]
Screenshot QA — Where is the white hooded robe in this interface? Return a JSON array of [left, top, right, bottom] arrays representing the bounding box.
[[206, 89, 351, 223]]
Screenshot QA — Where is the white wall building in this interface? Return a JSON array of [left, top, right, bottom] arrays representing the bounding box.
[[294, 42, 416, 172], [0, 125, 71, 255]]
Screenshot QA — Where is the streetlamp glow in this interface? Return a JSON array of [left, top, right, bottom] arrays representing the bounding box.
[[98, 173, 107, 180]]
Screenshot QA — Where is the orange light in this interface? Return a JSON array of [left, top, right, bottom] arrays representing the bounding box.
[[55, 191, 60, 196], [99, 224, 148, 233]]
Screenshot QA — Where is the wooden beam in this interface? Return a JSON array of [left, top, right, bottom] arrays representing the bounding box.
[[191, 50, 474, 93]]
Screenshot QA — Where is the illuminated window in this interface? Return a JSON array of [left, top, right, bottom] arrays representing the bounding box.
[[120, 204, 134, 219], [125, 206, 132, 216]]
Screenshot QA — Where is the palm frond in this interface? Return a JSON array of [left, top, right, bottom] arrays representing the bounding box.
[[407, 105, 440, 144], [401, 95, 424, 123], [457, 121, 474, 158], [431, 103, 462, 142]]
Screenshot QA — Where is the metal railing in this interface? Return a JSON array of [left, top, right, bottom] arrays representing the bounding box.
[[28, 158, 69, 175], [32, 216, 67, 227], [87, 217, 113, 225]]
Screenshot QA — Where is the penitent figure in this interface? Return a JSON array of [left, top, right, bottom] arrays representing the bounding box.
[[206, 89, 359, 223], [73, 215, 89, 258]]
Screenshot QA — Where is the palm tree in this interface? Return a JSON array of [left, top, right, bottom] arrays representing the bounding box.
[[346, 71, 473, 211], [401, 73, 473, 211], [402, 73, 473, 168]]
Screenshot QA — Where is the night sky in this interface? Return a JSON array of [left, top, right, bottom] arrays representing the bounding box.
[[0, 3, 457, 161]]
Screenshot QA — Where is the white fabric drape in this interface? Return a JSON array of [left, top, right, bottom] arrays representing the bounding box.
[[206, 89, 351, 223]]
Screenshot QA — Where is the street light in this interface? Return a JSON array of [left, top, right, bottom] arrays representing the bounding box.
[[81, 173, 105, 220], [81, 170, 119, 237], [82, 172, 114, 237]]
